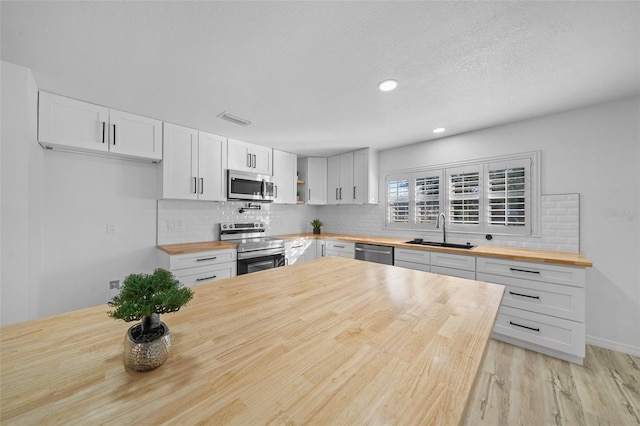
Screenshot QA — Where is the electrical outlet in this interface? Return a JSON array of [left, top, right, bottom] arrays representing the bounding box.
[[109, 280, 120, 290], [107, 223, 117, 234]]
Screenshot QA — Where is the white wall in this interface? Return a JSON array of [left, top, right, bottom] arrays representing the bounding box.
[[324, 97, 640, 355], [1, 61, 42, 324], [1, 61, 161, 324]]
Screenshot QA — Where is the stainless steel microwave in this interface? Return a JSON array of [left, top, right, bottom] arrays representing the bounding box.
[[227, 170, 275, 202]]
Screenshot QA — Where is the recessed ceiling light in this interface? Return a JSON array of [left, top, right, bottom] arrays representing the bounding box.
[[433, 127, 446, 133], [378, 79, 398, 92]]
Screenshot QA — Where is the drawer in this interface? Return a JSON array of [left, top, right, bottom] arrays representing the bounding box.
[[431, 265, 476, 280], [431, 252, 476, 271], [169, 249, 237, 271], [395, 248, 430, 265], [476, 257, 585, 288], [325, 249, 353, 259], [477, 272, 585, 322], [326, 240, 355, 252], [173, 263, 236, 286], [493, 306, 585, 358], [394, 260, 430, 272]]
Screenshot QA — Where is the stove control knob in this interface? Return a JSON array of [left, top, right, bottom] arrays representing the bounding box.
[[222, 224, 227, 229], [229, 224, 234, 229], [260, 223, 264, 228], [254, 223, 259, 228]]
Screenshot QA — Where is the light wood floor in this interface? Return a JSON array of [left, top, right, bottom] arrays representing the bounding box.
[[464, 339, 640, 425]]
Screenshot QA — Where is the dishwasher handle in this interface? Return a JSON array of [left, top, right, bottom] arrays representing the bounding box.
[[355, 247, 393, 255]]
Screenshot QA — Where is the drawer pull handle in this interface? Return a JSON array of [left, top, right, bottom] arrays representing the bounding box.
[[292, 244, 304, 248], [196, 256, 217, 261], [196, 275, 217, 281], [333, 245, 345, 248], [509, 321, 540, 332], [509, 291, 540, 300], [509, 267, 540, 275]]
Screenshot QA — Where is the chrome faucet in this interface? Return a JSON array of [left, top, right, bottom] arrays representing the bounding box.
[[436, 212, 446, 243]]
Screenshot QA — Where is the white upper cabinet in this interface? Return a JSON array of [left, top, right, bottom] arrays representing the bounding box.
[[353, 148, 378, 204], [162, 123, 226, 201], [327, 152, 354, 205], [38, 92, 162, 162], [227, 138, 272, 175], [272, 149, 297, 204], [298, 157, 327, 205]]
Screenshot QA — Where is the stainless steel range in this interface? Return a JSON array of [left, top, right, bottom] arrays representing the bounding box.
[[220, 222, 285, 275]]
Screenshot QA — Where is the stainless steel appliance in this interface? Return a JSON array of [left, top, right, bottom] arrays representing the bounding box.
[[220, 222, 285, 275], [227, 170, 275, 202], [354, 243, 394, 265]]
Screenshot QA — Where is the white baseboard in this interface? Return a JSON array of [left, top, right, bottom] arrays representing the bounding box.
[[587, 335, 640, 357]]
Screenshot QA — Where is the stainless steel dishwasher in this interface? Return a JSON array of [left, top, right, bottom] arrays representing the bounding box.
[[354, 243, 394, 265]]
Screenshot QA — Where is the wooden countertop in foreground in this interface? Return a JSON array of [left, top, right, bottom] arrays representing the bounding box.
[[0, 258, 505, 425]]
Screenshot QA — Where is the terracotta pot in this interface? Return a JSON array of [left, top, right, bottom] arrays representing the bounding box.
[[123, 321, 171, 372]]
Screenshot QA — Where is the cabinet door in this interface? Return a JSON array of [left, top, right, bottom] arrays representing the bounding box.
[[272, 150, 297, 204], [316, 239, 326, 258], [339, 152, 354, 203], [109, 109, 162, 161], [162, 123, 198, 200], [307, 157, 327, 205], [198, 131, 226, 201], [327, 155, 340, 205], [353, 148, 378, 204], [252, 144, 273, 175], [38, 91, 109, 153], [227, 138, 252, 171]]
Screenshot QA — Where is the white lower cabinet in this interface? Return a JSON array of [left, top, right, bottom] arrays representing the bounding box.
[[285, 239, 316, 265], [325, 240, 355, 258], [430, 252, 476, 279], [316, 239, 327, 258], [477, 257, 586, 364], [159, 248, 237, 286], [394, 248, 430, 272]]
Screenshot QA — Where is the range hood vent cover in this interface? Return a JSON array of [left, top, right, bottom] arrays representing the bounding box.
[[217, 111, 253, 126]]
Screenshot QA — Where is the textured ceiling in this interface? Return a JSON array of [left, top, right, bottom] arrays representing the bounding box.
[[2, 1, 639, 156]]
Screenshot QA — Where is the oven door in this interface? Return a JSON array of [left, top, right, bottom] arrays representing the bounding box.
[[237, 251, 285, 275]]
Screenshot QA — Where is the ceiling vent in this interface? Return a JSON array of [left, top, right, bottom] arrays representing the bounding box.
[[217, 111, 253, 126]]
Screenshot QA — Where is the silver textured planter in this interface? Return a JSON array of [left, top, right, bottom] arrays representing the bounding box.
[[123, 321, 171, 372]]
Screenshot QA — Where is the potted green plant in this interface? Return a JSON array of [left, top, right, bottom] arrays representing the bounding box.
[[108, 268, 194, 372], [311, 218, 323, 234]]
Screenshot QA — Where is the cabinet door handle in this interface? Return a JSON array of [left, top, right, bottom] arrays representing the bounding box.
[[196, 256, 217, 261], [275, 185, 278, 199], [339, 187, 342, 200], [247, 153, 252, 168], [112, 124, 116, 145], [509, 291, 540, 300], [199, 178, 204, 194], [308, 189, 311, 201], [192, 177, 197, 194], [322, 245, 325, 257], [101, 121, 106, 143], [252, 154, 256, 168], [196, 275, 217, 282], [509, 321, 540, 332], [510, 267, 541, 275], [353, 186, 356, 200], [292, 244, 304, 248]]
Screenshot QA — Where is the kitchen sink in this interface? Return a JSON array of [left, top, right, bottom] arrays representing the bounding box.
[[405, 239, 475, 250]]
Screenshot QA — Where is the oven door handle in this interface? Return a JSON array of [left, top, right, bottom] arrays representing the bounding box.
[[237, 247, 285, 260]]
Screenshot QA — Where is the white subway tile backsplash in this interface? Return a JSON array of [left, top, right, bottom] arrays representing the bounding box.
[[157, 193, 580, 253]]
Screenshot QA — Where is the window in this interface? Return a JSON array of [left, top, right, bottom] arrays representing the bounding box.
[[386, 175, 410, 228], [385, 152, 537, 236]]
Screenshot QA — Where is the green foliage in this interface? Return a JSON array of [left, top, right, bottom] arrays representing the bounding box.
[[310, 218, 323, 229], [107, 268, 194, 323]]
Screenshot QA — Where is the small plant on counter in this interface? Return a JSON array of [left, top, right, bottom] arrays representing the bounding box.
[[108, 268, 194, 371], [311, 218, 323, 234]]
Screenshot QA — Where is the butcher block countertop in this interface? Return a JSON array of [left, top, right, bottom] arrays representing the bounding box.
[[0, 257, 505, 425], [276, 233, 593, 267], [157, 234, 591, 267]]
